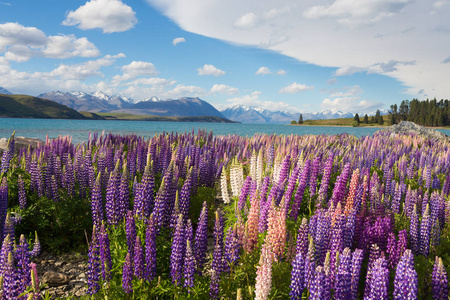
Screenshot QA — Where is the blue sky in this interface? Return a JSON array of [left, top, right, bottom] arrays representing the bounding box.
[[0, 0, 449, 114]]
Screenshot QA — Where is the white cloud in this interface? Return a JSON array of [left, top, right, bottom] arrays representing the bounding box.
[[255, 66, 271, 75], [327, 78, 337, 85], [165, 84, 206, 98], [224, 90, 299, 112], [127, 77, 175, 87], [49, 54, 125, 80], [279, 82, 314, 94], [433, 0, 450, 9], [335, 60, 416, 76], [197, 64, 225, 76], [210, 84, 238, 95], [63, 0, 137, 33], [321, 97, 383, 114], [263, 7, 291, 20], [0, 22, 99, 62], [234, 13, 258, 29], [112, 61, 158, 83], [276, 69, 286, 75], [172, 37, 186, 46], [329, 85, 363, 98], [303, 0, 413, 26], [146, 0, 450, 101]]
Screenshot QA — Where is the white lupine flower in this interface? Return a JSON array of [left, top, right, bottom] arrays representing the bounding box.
[[250, 150, 257, 182], [221, 166, 230, 204], [254, 242, 273, 300], [230, 159, 244, 197], [256, 149, 264, 190]]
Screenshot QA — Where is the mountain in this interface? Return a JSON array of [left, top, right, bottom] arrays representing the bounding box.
[[0, 94, 95, 119], [0, 87, 12, 95], [220, 105, 355, 124], [113, 97, 227, 118], [38, 91, 133, 112]]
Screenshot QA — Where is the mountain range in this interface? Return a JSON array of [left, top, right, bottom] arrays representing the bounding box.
[[0, 87, 12, 95], [2, 87, 378, 123], [220, 105, 354, 124]]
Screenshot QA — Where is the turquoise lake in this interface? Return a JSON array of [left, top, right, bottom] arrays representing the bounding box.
[[1, 118, 449, 145]]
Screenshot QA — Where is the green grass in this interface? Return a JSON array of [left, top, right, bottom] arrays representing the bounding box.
[[293, 116, 388, 127]]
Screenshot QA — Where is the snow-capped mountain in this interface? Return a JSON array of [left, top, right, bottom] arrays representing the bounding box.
[[38, 91, 134, 112], [220, 105, 355, 124], [0, 87, 12, 95]]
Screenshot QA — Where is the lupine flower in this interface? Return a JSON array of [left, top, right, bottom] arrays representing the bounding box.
[[420, 204, 432, 256], [211, 209, 225, 275], [335, 248, 352, 300], [194, 202, 208, 273], [91, 172, 103, 227], [122, 252, 133, 294], [133, 235, 145, 279], [183, 239, 196, 290], [1, 132, 14, 174], [210, 269, 220, 299], [87, 227, 100, 295], [394, 249, 418, 300], [350, 249, 364, 300], [318, 153, 334, 204], [30, 263, 40, 300], [3, 252, 19, 299], [367, 257, 389, 300], [224, 223, 241, 271], [295, 218, 309, 256], [290, 159, 311, 221], [289, 251, 305, 300], [125, 210, 136, 253], [18, 175, 27, 209], [16, 234, 31, 294], [410, 205, 420, 255], [431, 256, 449, 300], [30, 231, 41, 258], [0, 177, 8, 240], [310, 265, 331, 300], [180, 172, 193, 219], [238, 176, 252, 211], [255, 242, 274, 300], [244, 190, 260, 254], [220, 166, 230, 204], [170, 214, 185, 285], [98, 223, 112, 281], [145, 214, 157, 281]]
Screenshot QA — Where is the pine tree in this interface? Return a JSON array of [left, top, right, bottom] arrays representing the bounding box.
[[298, 114, 303, 124], [353, 113, 360, 124], [363, 114, 369, 124]]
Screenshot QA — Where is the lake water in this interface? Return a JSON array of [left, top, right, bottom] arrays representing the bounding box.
[[1, 118, 449, 145]]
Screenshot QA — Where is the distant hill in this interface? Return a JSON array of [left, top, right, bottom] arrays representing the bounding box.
[[99, 112, 235, 123], [0, 87, 12, 95], [220, 105, 355, 124], [39, 91, 133, 113], [0, 94, 92, 119]]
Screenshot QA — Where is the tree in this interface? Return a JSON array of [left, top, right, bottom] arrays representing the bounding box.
[[375, 110, 381, 124], [298, 114, 303, 124], [353, 113, 360, 124], [388, 104, 398, 125], [378, 114, 384, 125], [363, 114, 369, 124]]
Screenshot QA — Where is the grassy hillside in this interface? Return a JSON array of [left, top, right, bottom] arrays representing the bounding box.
[[0, 94, 89, 119], [98, 112, 236, 123], [79, 111, 106, 120]]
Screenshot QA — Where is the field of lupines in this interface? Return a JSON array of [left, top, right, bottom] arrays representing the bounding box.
[[0, 129, 449, 299]]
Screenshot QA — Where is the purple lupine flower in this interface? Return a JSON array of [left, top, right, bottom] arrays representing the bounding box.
[[133, 161, 154, 220], [30, 262, 40, 300], [133, 235, 145, 280], [183, 239, 196, 291], [224, 224, 240, 272], [1, 132, 14, 174], [350, 249, 364, 300], [238, 176, 252, 211], [117, 164, 129, 223], [105, 170, 119, 226], [3, 252, 19, 299], [99, 223, 112, 281], [410, 205, 420, 255], [3, 212, 14, 245], [289, 251, 305, 300], [363, 244, 382, 298], [16, 234, 31, 295], [367, 257, 389, 300], [420, 204, 432, 256], [334, 248, 352, 300], [179, 172, 192, 221], [87, 227, 101, 295], [145, 213, 157, 281], [309, 156, 321, 199], [91, 172, 104, 227], [394, 249, 418, 300], [318, 153, 334, 205], [387, 232, 398, 269], [210, 269, 220, 299], [194, 202, 208, 274], [330, 162, 351, 206], [18, 175, 27, 209], [295, 218, 309, 256], [170, 214, 185, 285], [211, 209, 225, 275], [310, 265, 331, 300], [122, 252, 133, 294], [305, 237, 315, 290], [432, 256, 449, 300], [125, 210, 136, 253], [290, 159, 311, 221], [30, 231, 41, 258], [0, 177, 8, 240]]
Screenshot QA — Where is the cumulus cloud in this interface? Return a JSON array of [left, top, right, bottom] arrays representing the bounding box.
[[327, 78, 337, 85], [165, 84, 206, 98], [303, 0, 413, 26], [279, 82, 314, 94], [112, 61, 158, 83], [172, 37, 186, 46], [63, 0, 137, 33], [210, 84, 238, 95], [197, 64, 225, 76], [0, 22, 99, 62], [321, 97, 383, 114], [224, 90, 299, 112], [234, 12, 258, 29], [255, 66, 271, 75], [126, 77, 175, 87], [276, 69, 286, 75]]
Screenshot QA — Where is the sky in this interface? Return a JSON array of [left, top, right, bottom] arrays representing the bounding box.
[[0, 0, 449, 114]]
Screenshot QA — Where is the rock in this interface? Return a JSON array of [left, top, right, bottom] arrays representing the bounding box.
[[0, 136, 43, 154], [377, 121, 449, 141], [42, 271, 70, 287]]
